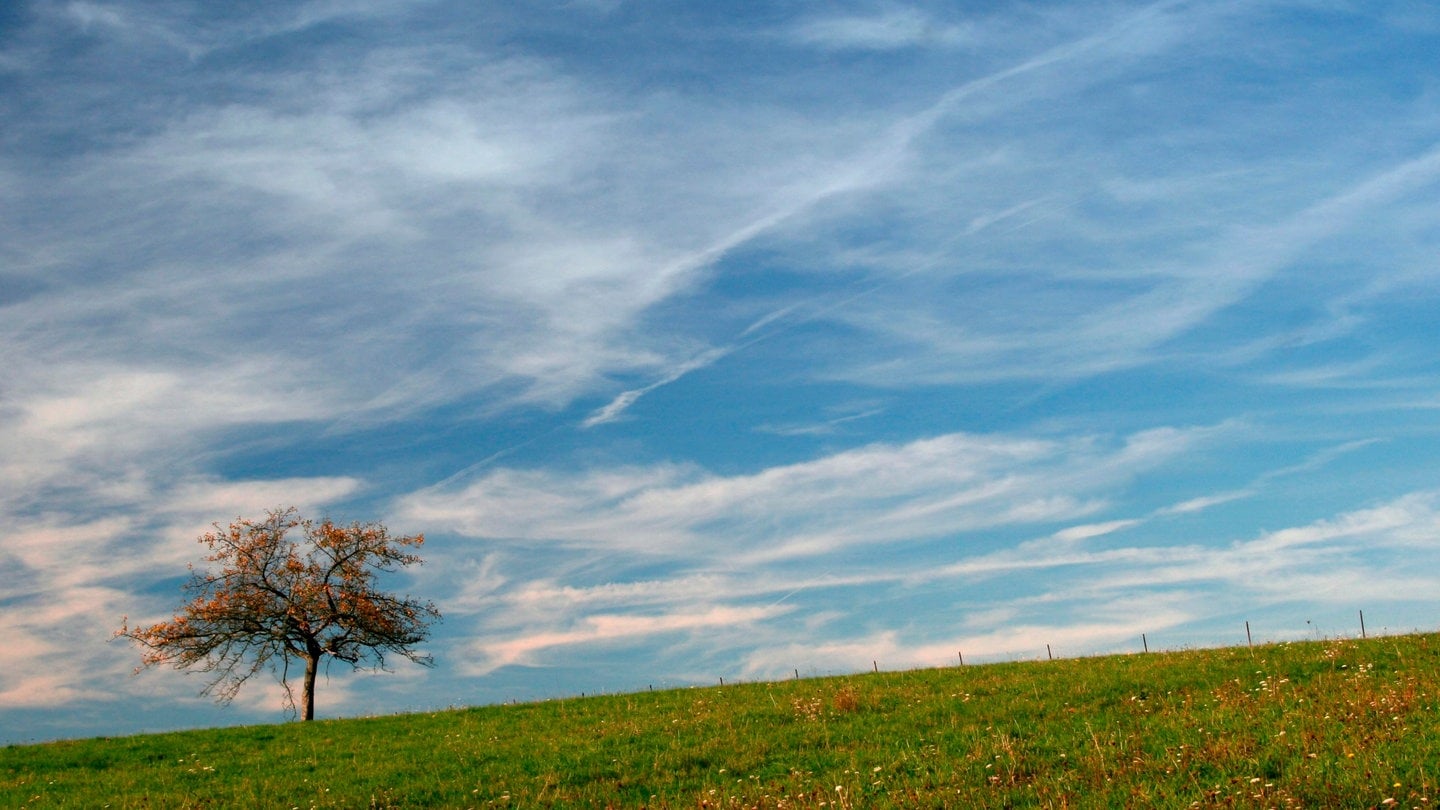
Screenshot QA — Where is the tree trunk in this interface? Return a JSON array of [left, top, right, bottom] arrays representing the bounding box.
[[302, 653, 318, 721]]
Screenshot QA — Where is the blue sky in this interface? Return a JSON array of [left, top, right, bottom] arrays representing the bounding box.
[[3, 0, 1440, 743]]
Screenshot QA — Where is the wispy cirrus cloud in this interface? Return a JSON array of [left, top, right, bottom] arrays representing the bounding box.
[[3, 0, 1357, 463], [803, 133, 1440, 391], [397, 422, 1229, 677], [463, 606, 791, 675], [937, 489, 1440, 607], [400, 425, 1224, 562], [420, 487, 1440, 682], [404, 424, 1431, 681], [786, 6, 976, 51]]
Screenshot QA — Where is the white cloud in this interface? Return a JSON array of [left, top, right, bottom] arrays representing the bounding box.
[[0, 38, 898, 438], [403, 426, 1219, 561], [161, 478, 363, 521], [0, 674, 112, 710], [422, 485, 1440, 681], [9, 0, 1375, 478], [811, 140, 1440, 388], [1051, 519, 1142, 542], [582, 347, 733, 428], [740, 605, 1192, 677], [1158, 491, 1253, 515], [0, 475, 368, 718], [936, 492, 1440, 611], [65, 2, 128, 33], [0, 360, 343, 527], [399, 423, 1237, 678], [55, 0, 423, 60], [464, 605, 789, 675], [788, 7, 975, 51]]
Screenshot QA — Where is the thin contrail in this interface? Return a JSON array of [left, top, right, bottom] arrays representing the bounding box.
[[425, 431, 552, 491], [574, 1, 1191, 429], [515, 0, 1207, 440]]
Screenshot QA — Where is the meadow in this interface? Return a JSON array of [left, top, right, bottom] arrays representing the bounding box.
[[4, 633, 1439, 808]]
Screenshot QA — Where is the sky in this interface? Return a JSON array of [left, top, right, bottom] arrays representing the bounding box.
[[3, 0, 1440, 744]]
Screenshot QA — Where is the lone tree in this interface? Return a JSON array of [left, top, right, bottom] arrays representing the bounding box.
[[118, 507, 441, 721]]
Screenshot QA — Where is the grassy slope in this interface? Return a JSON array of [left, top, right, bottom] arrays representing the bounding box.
[[4, 634, 1440, 808]]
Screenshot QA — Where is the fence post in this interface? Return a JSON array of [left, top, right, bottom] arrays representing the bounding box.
[[958, 651, 964, 666], [1047, 644, 1053, 661], [1360, 610, 1367, 639], [873, 660, 879, 673], [1246, 621, 1253, 648], [1142, 633, 1148, 653]]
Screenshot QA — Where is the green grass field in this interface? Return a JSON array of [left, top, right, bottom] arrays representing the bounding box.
[[5, 633, 1439, 808]]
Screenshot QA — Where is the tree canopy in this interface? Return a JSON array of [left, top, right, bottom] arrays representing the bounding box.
[[118, 507, 441, 721]]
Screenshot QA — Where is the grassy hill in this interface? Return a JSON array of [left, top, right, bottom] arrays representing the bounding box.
[[5, 633, 1439, 808]]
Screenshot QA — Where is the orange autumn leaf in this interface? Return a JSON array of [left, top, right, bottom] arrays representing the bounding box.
[[116, 507, 441, 721]]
